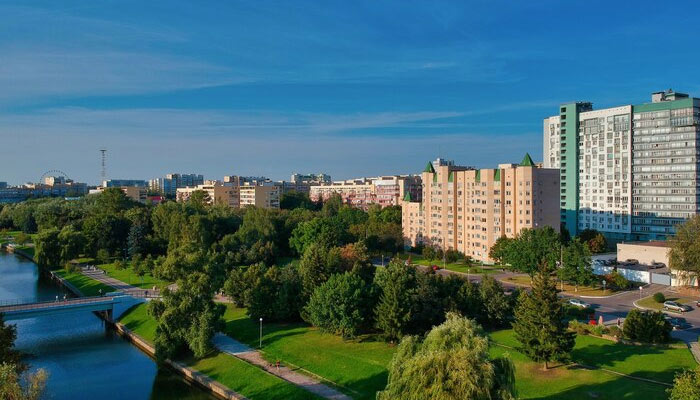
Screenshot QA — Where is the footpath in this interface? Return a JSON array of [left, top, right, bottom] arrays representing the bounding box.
[[80, 267, 350, 400]]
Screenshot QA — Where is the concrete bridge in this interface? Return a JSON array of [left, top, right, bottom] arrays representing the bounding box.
[[0, 294, 131, 321]]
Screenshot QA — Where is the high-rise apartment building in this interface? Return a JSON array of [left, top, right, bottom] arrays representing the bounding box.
[[402, 156, 560, 263], [544, 89, 700, 241], [310, 175, 421, 210], [150, 173, 204, 197]]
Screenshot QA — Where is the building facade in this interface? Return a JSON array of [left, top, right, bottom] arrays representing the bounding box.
[[176, 182, 238, 207], [544, 89, 700, 241], [310, 175, 421, 210], [402, 155, 560, 263], [103, 179, 148, 188], [149, 173, 205, 197], [290, 173, 331, 185]]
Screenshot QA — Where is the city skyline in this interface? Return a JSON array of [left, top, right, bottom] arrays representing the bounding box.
[[3, 1, 700, 185]]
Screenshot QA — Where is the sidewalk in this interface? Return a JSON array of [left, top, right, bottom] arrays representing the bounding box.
[[81, 268, 161, 298], [213, 334, 351, 400]]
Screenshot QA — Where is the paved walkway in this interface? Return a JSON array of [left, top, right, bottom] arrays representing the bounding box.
[[81, 268, 160, 298], [213, 334, 351, 400]]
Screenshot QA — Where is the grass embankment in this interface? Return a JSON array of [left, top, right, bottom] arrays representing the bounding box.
[[0, 230, 36, 259], [400, 253, 499, 275], [119, 304, 319, 400], [223, 306, 394, 400], [502, 274, 627, 297], [489, 329, 696, 399], [54, 270, 116, 296], [637, 295, 696, 311], [99, 262, 171, 290]]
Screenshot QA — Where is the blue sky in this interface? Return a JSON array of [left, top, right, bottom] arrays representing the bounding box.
[[2, 0, 700, 185]]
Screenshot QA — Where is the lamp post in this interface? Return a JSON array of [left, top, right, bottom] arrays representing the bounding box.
[[639, 285, 643, 300], [602, 280, 607, 293], [259, 317, 263, 349]]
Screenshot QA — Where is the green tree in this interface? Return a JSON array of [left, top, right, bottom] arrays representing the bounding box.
[[513, 267, 575, 370], [489, 236, 513, 265], [34, 228, 62, 268], [374, 260, 417, 342], [377, 313, 515, 400], [127, 223, 148, 259], [289, 216, 348, 256], [297, 243, 343, 297], [58, 225, 84, 263], [304, 272, 373, 338], [149, 272, 224, 362], [13, 233, 29, 246], [247, 266, 304, 322], [503, 227, 560, 275], [669, 215, 700, 278], [668, 367, 700, 400], [280, 191, 317, 210], [559, 238, 593, 286], [187, 190, 211, 210], [479, 275, 513, 328], [0, 363, 48, 400], [96, 248, 110, 265], [95, 187, 132, 214], [0, 315, 24, 373]]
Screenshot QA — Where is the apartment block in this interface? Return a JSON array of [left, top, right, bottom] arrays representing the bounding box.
[[102, 179, 148, 188], [310, 175, 421, 210], [176, 183, 238, 207], [402, 156, 560, 263], [239, 184, 280, 208], [290, 173, 331, 184], [544, 89, 700, 241], [149, 173, 204, 197]]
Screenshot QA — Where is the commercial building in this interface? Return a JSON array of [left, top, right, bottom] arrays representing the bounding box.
[[402, 155, 560, 264], [310, 175, 421, 210], [544, 89, 700, 241]]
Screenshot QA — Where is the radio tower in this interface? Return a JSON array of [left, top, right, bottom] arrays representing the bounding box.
[[100, 149, 107, 184]]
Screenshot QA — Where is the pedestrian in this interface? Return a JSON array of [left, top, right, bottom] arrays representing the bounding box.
[[276, 360, 280, 372], [55, 295, 58, 302], [617, 318, 620, 327]]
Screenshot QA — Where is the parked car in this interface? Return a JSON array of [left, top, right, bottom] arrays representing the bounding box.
[[650, 262, 666, 269], [568, 298, 591, 309], [665, 316, 692, 330], [663, 301, 692, 313], [431, 264, 440, 271]]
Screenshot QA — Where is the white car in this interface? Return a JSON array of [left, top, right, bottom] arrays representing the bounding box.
[[568, 299, 591, 308]]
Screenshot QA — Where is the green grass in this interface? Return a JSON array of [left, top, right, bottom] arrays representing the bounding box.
[[54, 270, 116, 296], [99, 262, 170, 290], [637, 295, 695, 310], [502, 274, 625, 296], [223, 306, 395, 400], [489, 329, 696, 399], [118, 304, 319, 400], [400, 252, 499, 274]]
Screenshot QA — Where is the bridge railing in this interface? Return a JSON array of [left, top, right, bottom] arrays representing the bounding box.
[[0, 295, 117, 310]]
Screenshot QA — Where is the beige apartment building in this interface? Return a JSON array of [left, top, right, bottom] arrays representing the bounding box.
[[176, 182, 238, 207], [310, 175, 421, 210], [402, 155, 560, 263], [89, 186, 148, 203], [176, 177, 281, 209], [239, 184, 280, 208]]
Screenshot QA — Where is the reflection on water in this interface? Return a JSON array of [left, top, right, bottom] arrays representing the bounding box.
[[0, 252, 212, 400]]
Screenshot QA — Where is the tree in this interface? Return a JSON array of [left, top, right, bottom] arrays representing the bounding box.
[[622, 309, 671, 343], [478, 276, 513, 328], [577, 229, 607, 253], [559, 238, 593, 286], [280, 191, 317, 210], [304, 272, 374, 338], [0, 315, 24, 373], [149, 272, 225, 362], [513, 267, 575, 370], [377, 313, 515, 400], [489, 236, 513, 265], [58, 225, 84, 263], [0, 363, 47, 400], [96, 187, 132, 214], [96, 249, 110, 265], [34, 228, 62, 269], [297, 243, 343, 297], [289, 217, 348, 256], [248, 266, 304, 322], [668, 367, 700, 400], [503, 227, 560, 275], [127, 223, 147, 259], [669, 215, 700, 278], [13, 233, 29, 246], [374, 260, 417, 342]]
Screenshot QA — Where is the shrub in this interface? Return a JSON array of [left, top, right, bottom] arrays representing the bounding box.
[[563, 303, 594, 321], [96, 249, 110, 265], [421, 246, 436, 261], [653, 292, 666, 303], [623, 309, 671, 343], [607, 325, 623, 338], [606, 271, 630, 290], [568, 320, 589, 335]]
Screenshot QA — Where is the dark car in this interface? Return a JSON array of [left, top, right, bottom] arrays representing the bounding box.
[[666, 317, 692, 330]]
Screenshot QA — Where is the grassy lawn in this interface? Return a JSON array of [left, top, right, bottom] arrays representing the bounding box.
[[489, 329, 695, 399], [119, 304, 318, 400], [400, 252, 499, 275], [54, 270, 116, 296], [223, 306, 395, 400], [501, 274, 625, 297], [637, 295, 696, 311], [99, 262, 171, 290]]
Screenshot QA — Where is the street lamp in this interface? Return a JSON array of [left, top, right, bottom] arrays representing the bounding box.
[[602, 280, 607, 293], [639, 285, 643, 300], [259, 317, 263, 349]]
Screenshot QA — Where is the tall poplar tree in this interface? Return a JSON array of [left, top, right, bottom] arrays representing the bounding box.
[[513, 266, 575, 370]]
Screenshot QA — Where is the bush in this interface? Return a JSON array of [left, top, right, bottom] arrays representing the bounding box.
[[606, 271, 630, 290], [421, 246, 436, 261], [96, 249, 110, 265], [444, 249, 462, 264], [623, 309, 671, 343], [607, 325, 622, 338], [653, 292, 666, 303], [562, 303, 594, 321]]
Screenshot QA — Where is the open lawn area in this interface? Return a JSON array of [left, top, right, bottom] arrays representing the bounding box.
[[400, 253, 499, 275], [501, 274, 628, 297], [489, 329, 696, 399], [54, 270, 115, 297], [99, 262, 171, 290], [119, 303, 318, 400], [223, 306, 395, 400], [637, 295, 696, 311]]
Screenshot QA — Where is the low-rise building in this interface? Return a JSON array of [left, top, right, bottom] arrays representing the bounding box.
[[102, 179, 148, 188], [402, 155, 560, 264], [90, 185, 148, 203], [290, 173, 331, 185], [176, 182, 238, 207], [310, 175, 421, 210], [240, 183, 280, 208]]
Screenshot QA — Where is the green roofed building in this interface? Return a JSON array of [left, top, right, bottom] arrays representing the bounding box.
[[544, 89, 700, 242]]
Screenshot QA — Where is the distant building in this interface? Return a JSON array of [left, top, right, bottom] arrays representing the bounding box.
[[90, 186, 148, 203], [290, 173, 331, 184], [240, 183, 280, 208], [176, 182, 238, 207], [402, 155, 560, 264], [310, 175, 421, 210], [0, 182, 6, 189], [102, 179, 148, 188], [149, 173, 205, 197]]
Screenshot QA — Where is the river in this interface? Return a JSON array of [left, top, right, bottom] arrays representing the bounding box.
[[0, 251, 213, 400]]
